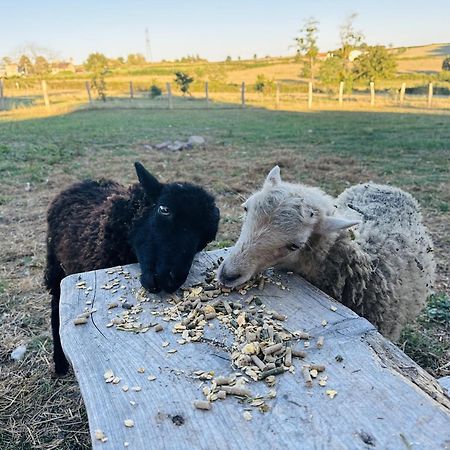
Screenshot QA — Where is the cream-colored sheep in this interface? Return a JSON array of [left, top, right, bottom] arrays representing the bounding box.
[[218, 166, 435, 340]]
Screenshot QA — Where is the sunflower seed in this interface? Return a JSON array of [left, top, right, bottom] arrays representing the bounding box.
[[94, 429, 106, 440], [73, 317, 88, 325], [302, 366, 313, 387], [103, 369, 114, 379], [317, 336, 324, 348], [193, 400, 211, 410], [326, 389, 337, 399], [221, 386, 252, 397]]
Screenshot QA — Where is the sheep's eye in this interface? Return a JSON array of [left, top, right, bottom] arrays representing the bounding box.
[[287, 243, 300, 251], [158, 205, 171, 216], [244, 206, 248, 212]]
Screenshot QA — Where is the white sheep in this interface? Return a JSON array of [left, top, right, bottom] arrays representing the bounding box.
[[218, 166, 435, 340]]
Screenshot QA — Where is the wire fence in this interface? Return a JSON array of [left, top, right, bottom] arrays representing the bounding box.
[[1, 78, 450, 114]]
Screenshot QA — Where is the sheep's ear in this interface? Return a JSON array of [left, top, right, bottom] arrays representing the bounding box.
[[318, 216, 361, 234], [134, 162, 162, 199], [264, 165, 281, 188]]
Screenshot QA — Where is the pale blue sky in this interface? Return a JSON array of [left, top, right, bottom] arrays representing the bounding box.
[[1, 0, 449, 63]]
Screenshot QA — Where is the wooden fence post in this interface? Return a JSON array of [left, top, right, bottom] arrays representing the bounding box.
[[399, 82, 406, 106], [241, 82, 246, 108], [0, 79, 5, 110], [308, 81, 313, 109], [166, 83, 173, 109], [370, 81, 375, 106], [275, 82, 280, 108], [129, 81, 134, 99], [85, 81, 92, 103], [205, 82, 209, 108], [41, 80, 50, 108], [338, 81, 344, 106], [427, 83, 433, 108]]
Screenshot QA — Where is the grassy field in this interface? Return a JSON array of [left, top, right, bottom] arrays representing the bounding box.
[[2, 42, 450, 118], [0, 103, 449, 449]]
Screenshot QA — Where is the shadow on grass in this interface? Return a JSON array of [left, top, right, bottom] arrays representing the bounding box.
[[1, 96, 37, 110], [0, 100, 449, 202]]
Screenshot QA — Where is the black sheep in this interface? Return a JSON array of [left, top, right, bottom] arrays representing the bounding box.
[[45, 162, 220, 375]]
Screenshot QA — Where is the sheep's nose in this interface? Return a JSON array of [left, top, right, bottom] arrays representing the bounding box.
[[221, 270, 242, 284], [141, 272, 160, 293]]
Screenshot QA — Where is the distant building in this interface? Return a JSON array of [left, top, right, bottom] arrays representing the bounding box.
[[348, 50, 364, 62], [51, 60, 76, 74], [317, 52, 332, 61], [0, 62, 19, 77]]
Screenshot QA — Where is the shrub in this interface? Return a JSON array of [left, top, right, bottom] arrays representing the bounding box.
[[319, 57, 344, 87], [149, 85, 162, 98], [254, 74, 274, 93], [91, 70, 107, 101], [352, 45, 397, 82], [442, 56, 450, 72], [174, 71, 194, 96], [85, 53, 109, 101]]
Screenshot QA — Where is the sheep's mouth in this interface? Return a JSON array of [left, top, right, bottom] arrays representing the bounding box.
[[140, 272, 161, 293], [217, 264, 253, 289]]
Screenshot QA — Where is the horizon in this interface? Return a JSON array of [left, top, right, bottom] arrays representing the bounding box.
[[1, 0, 450, 64]]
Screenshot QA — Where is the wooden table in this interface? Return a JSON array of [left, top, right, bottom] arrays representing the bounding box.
[[60, 249, 450, 450]]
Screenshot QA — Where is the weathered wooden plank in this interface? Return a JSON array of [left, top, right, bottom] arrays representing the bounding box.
[[439, 376, 450, 393], [60, 249, 450, 450]]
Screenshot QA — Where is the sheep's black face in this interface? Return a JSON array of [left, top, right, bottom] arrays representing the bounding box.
[[130, 162, 220, 293]]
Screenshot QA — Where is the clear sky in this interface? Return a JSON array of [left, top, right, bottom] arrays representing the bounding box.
[[1, 0, 449, 63]]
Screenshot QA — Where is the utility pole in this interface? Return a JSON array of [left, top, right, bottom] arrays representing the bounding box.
[[145, 27, 153, 62]]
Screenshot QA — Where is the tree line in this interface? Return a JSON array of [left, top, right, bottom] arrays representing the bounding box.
[[294, 14, 398, 91]]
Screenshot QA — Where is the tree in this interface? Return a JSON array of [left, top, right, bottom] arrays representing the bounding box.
[[318, 56, 345, 87], [294, 17, 319, 82], [225, 56, 232, 62], [18, 55, 33, 75], [85, 53, 109, 73], [85, 53, 109, 101], [352, 46, 397, 81], [443, 56, 450, 71], [34, 56, 50, 75], [174, 71, 193, 96], [126, 53, 146, 65], [14, 43, 58, 63], [339, 13, 365, 79], [318, 14, 364, 91], [91, 73, 107, 101], [109, 57, 125, 68]]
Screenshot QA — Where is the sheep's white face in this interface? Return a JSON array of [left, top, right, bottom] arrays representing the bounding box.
[[217, 166, 360, 288]]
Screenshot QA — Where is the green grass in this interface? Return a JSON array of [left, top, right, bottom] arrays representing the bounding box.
[[421, 293, 450, 325], [399, 293, 450, 373], [1, 106, 448, 207]]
